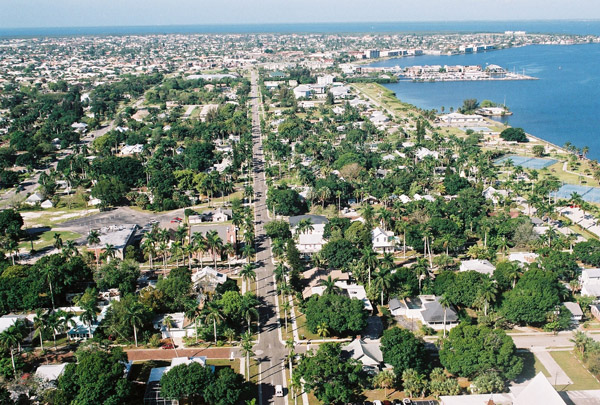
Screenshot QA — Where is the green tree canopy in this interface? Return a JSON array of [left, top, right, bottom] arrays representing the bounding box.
[[439, 323, 523, 380], [381, 327, 429, 378], [294, 343, 366, 405], [304, 294, 367, 337]]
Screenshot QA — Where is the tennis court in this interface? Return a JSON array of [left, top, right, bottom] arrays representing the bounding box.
[[551, 184, 600, 203], [494, 155, 557, 169]]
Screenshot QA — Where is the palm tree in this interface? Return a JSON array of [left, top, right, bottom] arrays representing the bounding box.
[[33, 309, 48, 352], [205, 230, 223, 269], [295, 218, 314, 238], [47, 311, 62, 350], [373, 267, 393, 307], [240, 263, 257, 293], [204, 301, 223, 344], [104, 243, 117, 262], [0, 326, 21, 378], [439, 294, 452, 338], [170, 240, 183, 267], [571, 331, 588, 357], [360, 248, 378, 287], [58, 310, 77, 336], [241, 244, 255, 264], [141, 237, 156, 270], [158, 241, 169, 276], [373, 369, 395, 398], [192, 232, 207, 267], [477, 280, 498, 317], [242, 295, 260, 334], [281, 301, 291, 334], [285, 337, 295, 381], [318, 275, 341, 295], [88, 230, 101, 270], [124, 300, 145, 347], [223, 242, 236, 273], [240, 331, 254, 382], [274, 263, 288, 287], [183, 243, 195, 270], [414, 258, 429, 292], [63, 240, 78, 257], [53, 233, 63, 251], [185, 304, 203, 343], [224, 328, 236, 344], [316, 322, 329, 338]]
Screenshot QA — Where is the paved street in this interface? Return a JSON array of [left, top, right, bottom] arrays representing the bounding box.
[[250, 70, 288, 405], [510, 330, 600, 350]]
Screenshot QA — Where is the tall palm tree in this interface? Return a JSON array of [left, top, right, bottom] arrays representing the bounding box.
[[192, 232, 207, 267], [223, 242, 236, 273], [240, 331, 254, 382], [281, 301, 291, 334], [240, 263, 257, 293], [185, 304, 202, 343], [170, 240, 183, 268], [360, 248, 378, 287], [274, 263, 288, 287], [477, 280, 498, 317], [373, 267, 393, 307], [183, 243, 195, 270], [47, 311, 62, 350], [205, 230, 223, 269], [124, 300, 145, 347], [0, 326, 21, 378], [158, 241, 169, 276], [242, 295, 260, 334], [241, 244, 255, 264], [141, 237, 156, 270], [63, 240, 78, 257], [285, 337, 295, 381], [87, 230, 101, 270], [439, 294, 452, 338], [204, 301, 223, 344], [33, 309, 48, 352]]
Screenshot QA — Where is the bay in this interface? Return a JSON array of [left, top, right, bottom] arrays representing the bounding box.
[[368, 44, 600, 159]]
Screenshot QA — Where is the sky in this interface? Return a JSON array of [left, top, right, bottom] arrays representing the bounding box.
[[0, 0, 599, 28]]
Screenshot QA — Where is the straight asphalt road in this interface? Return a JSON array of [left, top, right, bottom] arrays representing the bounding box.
[[249, 70, 288, 404]]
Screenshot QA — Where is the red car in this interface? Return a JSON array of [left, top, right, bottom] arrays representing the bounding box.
[[162, 343, 174, 349], [170, 217, 183, 223]]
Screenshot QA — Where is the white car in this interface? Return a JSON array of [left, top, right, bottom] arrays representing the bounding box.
[[275, 385, 284, 397]]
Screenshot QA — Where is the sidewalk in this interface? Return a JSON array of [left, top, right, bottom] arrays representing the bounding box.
[[533, 349, 573, 386]]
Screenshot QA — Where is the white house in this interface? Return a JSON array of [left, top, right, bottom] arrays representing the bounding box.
[[508, 252, 539, 266], [25, 192, 44, 206], [120, 144, 144, 156], [192, 266, 227, 291], [293, 85, 312, 99], [40, 200, 54, 209], [482, 186, 509, 205], [563, 302, 583, 324], [153, 312, 195, 339], [35, 363, 68, 383], [290, 215, 329, 256], [438, 112, 485, 126], [389, 295, 459, 331], [440, 372, 567, 405], [581, 268, 600, 297], [342, 338, 391, 374], [372, 227, 396, 253], [317, 75, 335, 85], [459, 259, 496, 276]]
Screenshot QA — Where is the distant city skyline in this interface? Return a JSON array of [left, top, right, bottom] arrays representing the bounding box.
[[1, 0, 599, 28]]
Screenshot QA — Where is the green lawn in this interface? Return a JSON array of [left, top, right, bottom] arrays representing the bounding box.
[[20, 230, 81, 250], [551, 350, 600, 390]]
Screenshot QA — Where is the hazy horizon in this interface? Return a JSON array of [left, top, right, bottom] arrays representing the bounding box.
[[1, 0, 600, 29]]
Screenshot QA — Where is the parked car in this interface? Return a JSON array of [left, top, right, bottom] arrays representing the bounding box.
[[275, 385, 283, 397], [170, 217, 183, 223], [162, 343, 174, 349]]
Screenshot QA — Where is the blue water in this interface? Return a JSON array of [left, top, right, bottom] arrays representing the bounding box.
[[2, 20, 600, 37], [369, 44, 600, 159]]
